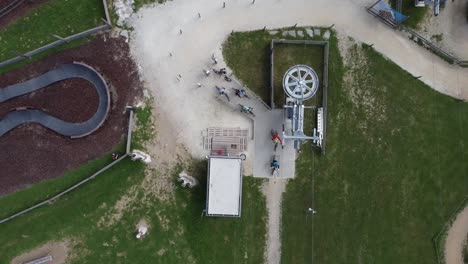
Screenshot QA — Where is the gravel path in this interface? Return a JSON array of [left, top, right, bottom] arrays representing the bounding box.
[[262, 178, 287, 264], [129, 0, 468, 159], [421, 0, 468, 59], [128, 1, 468, 263], [445, 205, 468, 264]]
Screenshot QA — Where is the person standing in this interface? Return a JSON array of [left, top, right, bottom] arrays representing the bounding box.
[[271, 130, 283, 151], [216, 86, 230, 101]]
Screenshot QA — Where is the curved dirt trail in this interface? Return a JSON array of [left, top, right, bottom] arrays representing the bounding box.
[[445, 206, 468, 264], [129, 0, 468, 158]]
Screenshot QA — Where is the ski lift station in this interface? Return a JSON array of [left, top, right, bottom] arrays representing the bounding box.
[[282, 64, 324, 150], [205, 156, 243, 217]]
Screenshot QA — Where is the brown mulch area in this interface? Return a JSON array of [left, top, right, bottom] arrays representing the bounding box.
[[0, 78, 98, 123], [0, 33, 143, 195], [0, 0, 51, 29]]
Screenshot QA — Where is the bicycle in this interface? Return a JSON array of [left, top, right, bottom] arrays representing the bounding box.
[[239, 104, 256, 117]]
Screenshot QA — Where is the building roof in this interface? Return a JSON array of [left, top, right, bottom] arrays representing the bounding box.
[[206, 156, 243, 217]]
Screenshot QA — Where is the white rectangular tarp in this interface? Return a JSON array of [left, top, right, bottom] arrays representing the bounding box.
[[206, 157, 242, 217]]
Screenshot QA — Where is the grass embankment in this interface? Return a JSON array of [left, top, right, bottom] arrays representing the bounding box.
[[309, 44, 467, 263], [223, 28, 325, 107], [0, 101, 267, 263], [0, 100, 153, 220], [224, 28, 468, 263], [273, 44, 324, 108], [223, 27, 329, 263], [0, 145, 122, 219], [0, 0, 104, 73], [133, 0, 167, 11], [0, 38, 91, 75]]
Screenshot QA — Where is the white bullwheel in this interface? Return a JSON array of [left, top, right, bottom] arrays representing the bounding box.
[[282, 64, 319, 101]]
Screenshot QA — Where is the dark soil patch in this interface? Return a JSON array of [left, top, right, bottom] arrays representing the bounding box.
[[0, 33, 142, 194], [0, 0, 51, 29], [0, 78, 98, 123]]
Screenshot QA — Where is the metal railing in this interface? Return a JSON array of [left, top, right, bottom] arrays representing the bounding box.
[[321, 41, 329, 154], [0, 0, 113, 69], [400, 25, 462, 65], [230, 76, 272, 111], [0, 0, 26, 18], [270, 38, 330, 154], [366, 1, 468, 67], [0, 109, 135, 224]]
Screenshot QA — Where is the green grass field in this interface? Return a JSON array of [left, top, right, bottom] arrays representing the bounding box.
[[401, 0, 430, 29], [223, 28, 468, 263], [0, 100, 153, 220], [0, 0, 104, 67], [0, 101, 267, 263], [223, 29, 326, 107], [0, 37, 91, 75], [0, 145, 122, 219], [1, 2, 267, 262], [133, 0, 168, 11], [0, 162, 266, 263], [273, 43, 324, 108]]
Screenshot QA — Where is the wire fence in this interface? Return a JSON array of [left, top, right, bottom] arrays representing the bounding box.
[[0, 0, 26, 18], [270, 38, 329, 154], [366, 5, 468, 261], [400, 25, 468, 66], [0, 109, 135, 225], [322, 41, 329, 155], [367, 1, 468, 67], [0, 0, 122, 224], [0, 0, 113, 69], [230, 74, 272, 111]]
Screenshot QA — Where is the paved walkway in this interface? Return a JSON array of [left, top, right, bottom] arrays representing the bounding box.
[[253, 109, 296, 178], [212, 75, 296, 179], [444, 205, 468, 264], [130, 0, 468, 106], [0, 63, 110, 138], [422, 0, 468, 60]]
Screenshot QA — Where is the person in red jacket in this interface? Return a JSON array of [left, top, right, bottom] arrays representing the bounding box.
[[271, 130, 283, 151]]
